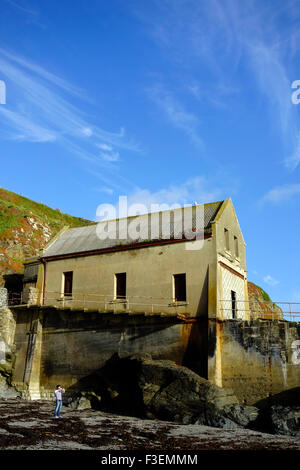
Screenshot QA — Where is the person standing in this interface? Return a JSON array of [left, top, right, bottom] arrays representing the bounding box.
[[53, 385, 65, 418]]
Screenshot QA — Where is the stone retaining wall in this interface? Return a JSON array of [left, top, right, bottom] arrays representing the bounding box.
[[208, 319, 300, 404], [9, 306, 300, 404]]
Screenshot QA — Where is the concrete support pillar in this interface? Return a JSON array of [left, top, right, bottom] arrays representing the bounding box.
[[23, 310, 43, 400], [208, 263, 218, 319]]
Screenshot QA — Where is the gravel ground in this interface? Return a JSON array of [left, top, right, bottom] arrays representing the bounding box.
[[0, 398, 299, 451]]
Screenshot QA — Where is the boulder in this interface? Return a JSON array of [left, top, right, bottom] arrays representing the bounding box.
[[66, 391, 102, 410], [270, 406, 300, 437], [0, 334, 19, 398], [135, 357, 258, 428], [68, 353, 259, 430], [0, 375, 19, 399]]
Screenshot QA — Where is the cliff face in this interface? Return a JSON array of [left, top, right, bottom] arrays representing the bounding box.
[[0, 187, 93, 287], [247, 282, 283, 319]]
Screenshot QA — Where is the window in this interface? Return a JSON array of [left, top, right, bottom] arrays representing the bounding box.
[[63, 271, 73, 297], [234, 236, 239, 258], [224, 228, 229, 251], [115, 273, 126, 299], [231, 290, 237, 319], [173, 273, 187, 302]]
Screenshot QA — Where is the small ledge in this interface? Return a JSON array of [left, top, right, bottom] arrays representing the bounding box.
[[108, 299, 128, 304], [168, 301, 189, 307]]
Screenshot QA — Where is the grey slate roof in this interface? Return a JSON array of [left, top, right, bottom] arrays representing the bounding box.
[[43, 201, 224, 258]]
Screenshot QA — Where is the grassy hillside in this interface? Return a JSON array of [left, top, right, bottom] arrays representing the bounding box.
[[248, 281, 282, 319], [0, 187, 94, 286]]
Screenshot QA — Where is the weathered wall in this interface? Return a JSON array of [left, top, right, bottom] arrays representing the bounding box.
[[12, 307, 206, 399], [0, 288, 18, 398], [213, 199, 249, 320], [11, 306, 300, 404], [42, 240, 213, 317], [0, 288, 16, 346], [208, 319, 300, 405]]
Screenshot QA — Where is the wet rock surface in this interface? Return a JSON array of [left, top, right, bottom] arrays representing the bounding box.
[[269, 406, 300, 437], [0, 398, 299, 451], [66, 354, 259, 430]]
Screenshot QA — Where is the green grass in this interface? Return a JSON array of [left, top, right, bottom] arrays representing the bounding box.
[[0, 187, 95, 281], [0, 187, 94, 236], [260, 287, 271, 302]]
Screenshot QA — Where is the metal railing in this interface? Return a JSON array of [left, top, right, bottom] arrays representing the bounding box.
[[219, 299, 300, 322], [6, 291, 300, 322], [8, 290, 190, 316]]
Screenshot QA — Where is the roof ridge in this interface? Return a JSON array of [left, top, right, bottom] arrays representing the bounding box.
[[65, 200, 225, 231]]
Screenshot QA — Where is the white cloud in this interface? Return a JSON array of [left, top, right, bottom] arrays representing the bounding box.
[[262, 183, 300, 204], [126, 177, 221, 212], [263, 275, 280, 287], [81, 127, 93, 137], [100, 151, 120, 162], [148, 85, 203, 147], [136, 0, 300, 169], [0, 49, 141, 156], [0, 106, 56, 142], [94, 186, 114, 195], [285, 134, 300, 170], [98, 143, 113, 151]]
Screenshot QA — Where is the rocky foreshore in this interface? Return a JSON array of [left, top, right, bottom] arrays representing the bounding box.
[[65, 354, 300, 438], [0, 398, 299, 451]]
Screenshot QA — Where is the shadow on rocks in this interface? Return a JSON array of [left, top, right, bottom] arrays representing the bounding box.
[[64, 353, 261, 431], [250, 387, 300, 436]]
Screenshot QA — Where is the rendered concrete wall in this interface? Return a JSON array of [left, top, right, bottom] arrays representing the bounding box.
[[12, 307, 207, 398], [42, 240, 214, 318], [208, 318, 300, 404], [213, 199, 249, 320], [11, 306, 300, 404]]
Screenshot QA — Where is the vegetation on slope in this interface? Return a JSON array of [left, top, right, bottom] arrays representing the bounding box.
[[247, 281, 282, 319], [0, 187, 94, 286]]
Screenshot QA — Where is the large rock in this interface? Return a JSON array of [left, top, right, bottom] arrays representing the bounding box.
[[0, 375, 19, 398], [270, 406, 300, 437], [253, 387, 300, 436], [66, 354, 259, 429], [0, 333, 19, 398], [134, 356, 258, 428], [66, 391, 102, 410]]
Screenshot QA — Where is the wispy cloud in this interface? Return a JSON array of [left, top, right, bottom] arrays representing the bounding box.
[[0, 48, 141, 176], [285, 133, 300, 170], [136, 0, 300, 169], [0, 106, 56, 142], [261, 183, 300, 204], [0, 48, 87, 100], [188, 82, 240, 109], [4, 0, 38, 17], [96, 143, 120, 162], [148, 85, 203, 147], [126, 176, 221, 211], [264, 274, 280, 287]]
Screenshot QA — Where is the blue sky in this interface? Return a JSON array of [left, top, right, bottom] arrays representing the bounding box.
[[0, 0, 300, 303]]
